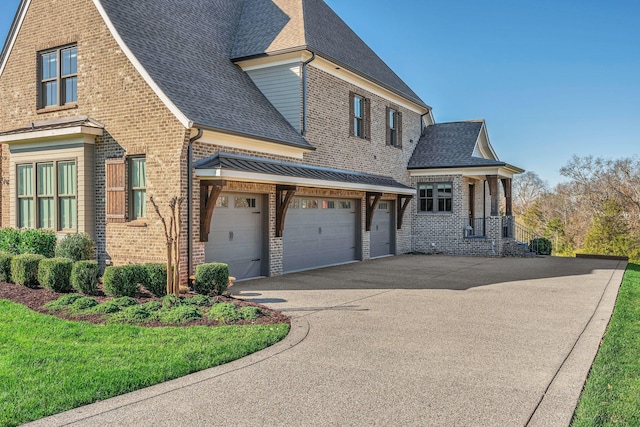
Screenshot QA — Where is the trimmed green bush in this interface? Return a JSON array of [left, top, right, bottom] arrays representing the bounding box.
[[18, 229, 56, 258], [102, 266, 140, 297], [91, 301, 121, 314], [11, 254, 46, 288], [70, 296, 98, 312], [142, 301, 162, 312], [183, 294, 212, 307], [143, 263, 167, 298], [240, 306, 261, 321], [162, 294, 181, 309], [43, 293, 83, 311], [530, 237, 552, 255], [208, 302, 241, 324], [111, 296, 138, 308], [70, 260, 100, 295], [194, 262, 229, 295], [38, 258, 73, 292], [0, 251, 14, 283], [158, 305, 202, 324], [0, 228, 21, 255], [55, 233, 95, 262], [110, 305, 157, 324]]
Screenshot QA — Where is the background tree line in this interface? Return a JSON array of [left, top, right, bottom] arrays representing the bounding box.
[[513, 155, 640, 262]]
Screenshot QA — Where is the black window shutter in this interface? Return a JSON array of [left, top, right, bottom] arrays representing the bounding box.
[[397, 111, 403, 148], [348, 91, 355, 137]]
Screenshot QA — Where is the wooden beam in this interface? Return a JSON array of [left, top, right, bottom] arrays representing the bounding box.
[[199, 180, 226, 242], [501, 178, 513, 216], [276, 185, 298, 237], [486, 175, 499, 216], [365, 192, 383, 232], [397, 194, 413, 230]]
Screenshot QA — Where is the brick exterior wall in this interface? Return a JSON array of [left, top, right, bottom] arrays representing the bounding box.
[[0, 0, 188, 274]]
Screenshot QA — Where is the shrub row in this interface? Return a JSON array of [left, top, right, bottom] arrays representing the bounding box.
[[0, 228, 94, 260]]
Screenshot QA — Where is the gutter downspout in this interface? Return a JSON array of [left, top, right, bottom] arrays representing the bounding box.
[[187, 128, 203, 289], [301, 51, 316, 136]]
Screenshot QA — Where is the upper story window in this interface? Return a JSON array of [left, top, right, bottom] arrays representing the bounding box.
[[349, 91, 370, 140], [17, 160, 77, 230], [418, 182, 452, 213], [39, 45, 77, 108], [129, 157, 146, 220], [386, 107, 402, 147]]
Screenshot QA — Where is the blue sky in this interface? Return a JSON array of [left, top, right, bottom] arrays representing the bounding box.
[[1, 0, 638, 186]]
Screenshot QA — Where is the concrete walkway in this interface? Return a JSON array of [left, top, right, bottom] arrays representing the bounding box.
[[30, 255, 627, 426]]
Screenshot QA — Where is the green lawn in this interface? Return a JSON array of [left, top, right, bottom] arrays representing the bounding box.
[[0, 299, 289, 427], [572, 263, 640, 426]]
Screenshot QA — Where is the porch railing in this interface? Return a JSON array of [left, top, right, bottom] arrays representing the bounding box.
[[463, 217, 486, 238]]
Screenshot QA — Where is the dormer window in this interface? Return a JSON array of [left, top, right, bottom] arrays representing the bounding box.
[[39, 45, 77, 108]]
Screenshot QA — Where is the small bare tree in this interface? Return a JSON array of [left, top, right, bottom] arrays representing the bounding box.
[[150, 196, 184, 296]]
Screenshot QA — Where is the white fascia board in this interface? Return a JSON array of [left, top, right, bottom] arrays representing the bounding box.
[[0, 126, 103, 144], [479, 121, 499, 160], [234, 52, 308, 72], [0, 0, 31, 77], [312, 56, 429, 115], [196, 168, 415, 195], [92, 0, 192, 129], [198, 129, 308, 160], [409, 166, 518, 179]]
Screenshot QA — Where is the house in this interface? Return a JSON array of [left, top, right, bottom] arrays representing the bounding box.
[[0, 0, 523, 282]]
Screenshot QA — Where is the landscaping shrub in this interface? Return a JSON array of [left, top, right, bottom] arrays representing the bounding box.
[[70, 296, 98, 312], [110, 305, 157, 324], [0, 251, 14, 283], [240, 306, 261, 321], [162, 294, 181, 309], [183, 294, 212, 307], [70, 260, 100, 295], [530, 237, 552, 255], [143, 263, 167, 298], [0, 228, 21, 255], [111, 296, 138, 308], [194, 262, 229, 295], [208, 302, 241, 324], [38, 258, 73, 292], [55, 233, 95, 262], [158, 305, 202, 324], [142, 300, 162, 312], [102, 266, 140, 297], [91, 301, 121, 314], [10, 254, 45, 288], [17, 229, 56, 258], [44, 293, 83, 311]]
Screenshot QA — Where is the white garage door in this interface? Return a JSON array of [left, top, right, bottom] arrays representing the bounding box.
[[283, 197, 358, 273], [205, 193, 264, 280], [370, 201, 394, 258]]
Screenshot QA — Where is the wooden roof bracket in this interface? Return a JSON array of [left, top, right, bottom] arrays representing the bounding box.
[[199, 179, 226, 242], [366, 192, 383, 232], [276, 185, 298, 237], [397, 194, 413, 230]]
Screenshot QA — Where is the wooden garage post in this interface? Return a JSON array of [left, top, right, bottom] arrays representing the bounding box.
[[199, 180, 226, 242]]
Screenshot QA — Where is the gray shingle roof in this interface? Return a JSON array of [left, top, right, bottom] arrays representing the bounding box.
[[195, 152, 413, 190], [98, 0, 312, 150], [408, 121, 506, 169], [231, 0, 427, 108]]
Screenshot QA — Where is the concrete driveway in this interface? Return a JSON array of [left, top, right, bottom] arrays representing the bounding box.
[[31, 255, 626, 427]]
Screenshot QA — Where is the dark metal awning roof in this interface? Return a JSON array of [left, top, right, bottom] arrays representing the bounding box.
[[194, 152, 414, 194]]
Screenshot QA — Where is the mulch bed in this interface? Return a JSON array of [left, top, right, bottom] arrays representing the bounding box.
[[0, 281, 289, 327]]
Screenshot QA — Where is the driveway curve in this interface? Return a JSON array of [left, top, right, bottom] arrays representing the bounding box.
[[30, 255, 626, 427]]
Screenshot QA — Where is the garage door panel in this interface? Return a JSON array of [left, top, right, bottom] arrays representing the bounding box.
[[205, 193, 264, 280], [370, 201, 394, 258], [283, 197, 358, 273]]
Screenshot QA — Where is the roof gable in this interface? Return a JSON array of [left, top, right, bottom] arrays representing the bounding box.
[[408, 121, 506, 170], [232, 0, 426, 108], [96, 0, 312, 149]]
